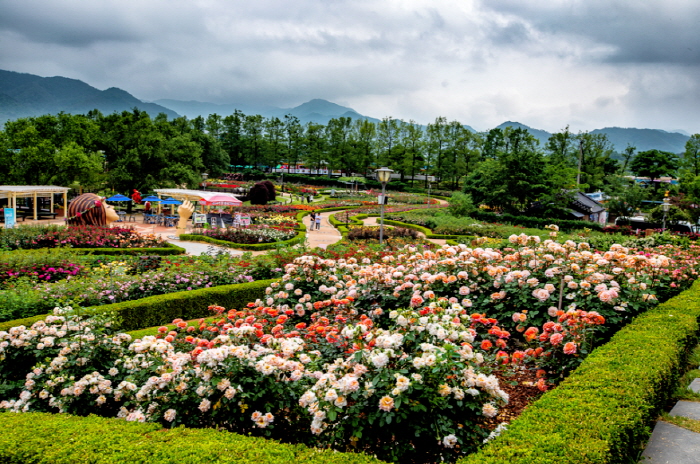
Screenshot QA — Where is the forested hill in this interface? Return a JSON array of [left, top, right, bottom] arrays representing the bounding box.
[[0, 70, 178, 122], [590, 127, 690, 154], [0, 69, 692, 153], [154, 97, 382, 125], [496, 121, 690, 154]]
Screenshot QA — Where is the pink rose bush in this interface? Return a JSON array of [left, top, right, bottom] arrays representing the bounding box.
[[1, 298, 512, 463]]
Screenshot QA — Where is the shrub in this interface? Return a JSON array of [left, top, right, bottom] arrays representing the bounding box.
[[261, 180, 277, 201], [448, 192, 476, 217], [249, 183, 270, 205], [0, 412, 385, 464]]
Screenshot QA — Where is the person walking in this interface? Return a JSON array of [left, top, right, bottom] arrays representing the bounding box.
[[309, 212, 315, 230], [314, 212, 321, 231]]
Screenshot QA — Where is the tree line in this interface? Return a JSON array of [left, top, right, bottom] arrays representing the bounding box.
[[1, 109, 699, 218]]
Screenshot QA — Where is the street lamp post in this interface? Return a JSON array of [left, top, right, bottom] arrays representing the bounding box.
[[376, 167, 393, 245], [662, 192, 671, 232], [201, 173, 209, 190]]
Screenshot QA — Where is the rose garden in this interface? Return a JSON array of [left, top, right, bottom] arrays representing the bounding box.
[[1, 183, 700, 463]]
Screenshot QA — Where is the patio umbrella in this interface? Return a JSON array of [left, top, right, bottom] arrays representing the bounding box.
[[141, 195, 162, 202], [106, 194, 132, 202], [105, 193, 132, 212]]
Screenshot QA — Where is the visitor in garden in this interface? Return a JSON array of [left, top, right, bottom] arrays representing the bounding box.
[[309, 212, 315, 230], [315, 213, 321, 230]]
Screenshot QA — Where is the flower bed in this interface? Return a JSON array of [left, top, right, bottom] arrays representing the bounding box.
[[195, 225, 297, 244], [0, 225, 167, 250], [461, 279, 700, 464], [1, 233, 697, 462], [0, 255, 261, 322]]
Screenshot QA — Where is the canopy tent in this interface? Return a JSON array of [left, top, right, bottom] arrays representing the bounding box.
[[153, 189, 244, 205], [198, 194, 242, 206], [153, 188, 245, 215], [0, 185, 71, 220]]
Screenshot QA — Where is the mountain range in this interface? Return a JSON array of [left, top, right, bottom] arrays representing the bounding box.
[[0, 69, 692, 153]]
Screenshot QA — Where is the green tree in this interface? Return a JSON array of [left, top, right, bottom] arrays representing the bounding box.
[[350, 119, 376, 176], [575, 132, 617, 191], [283, 114, 303, 172], [681, 134, 700, 177], [51, 141, 104, 192], [325, 117, 352, 174], [303, 122, 326, 171], [629, 149, 678, 188], [376, 117, 401, 170], [221, 110, 246, 167], [426, 117, 448, 187]]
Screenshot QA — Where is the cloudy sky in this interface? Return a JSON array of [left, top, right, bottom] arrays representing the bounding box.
[[1, 0, 699, 133]]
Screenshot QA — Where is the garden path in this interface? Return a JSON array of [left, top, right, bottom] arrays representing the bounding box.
[[640, 377, 700, 463]]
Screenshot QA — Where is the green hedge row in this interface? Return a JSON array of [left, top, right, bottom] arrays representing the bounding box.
[[0, 412, 385, 464], [5, 243, 186, 255], [0, 279, 276, 333], [469, 210, 604, 232], [179, 232, 306, 251], [460, 279, 700, 464]]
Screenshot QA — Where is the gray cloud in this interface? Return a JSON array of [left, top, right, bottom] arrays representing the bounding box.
[[0, 0, 698, 133]]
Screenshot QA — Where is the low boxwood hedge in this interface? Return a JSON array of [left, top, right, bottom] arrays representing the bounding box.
[[4, 243, 186, 256], [69, 243, 186, 255], [460, 279, 700, 464], [0, 412, 386, 464], [179, 232, 306, 251], [0, 279, 277, 333]]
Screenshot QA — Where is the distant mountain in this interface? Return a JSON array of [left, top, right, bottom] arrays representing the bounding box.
[[0, 69, 692, 153], [495, 121, 690, 154], [0, 69, 178, 123], [495, 121, 553, 146], [154, 97, 381, 125], [590, 127, 689, 154]]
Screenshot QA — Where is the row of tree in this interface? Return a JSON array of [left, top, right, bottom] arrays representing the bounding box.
[[1, 109, 699, 217]]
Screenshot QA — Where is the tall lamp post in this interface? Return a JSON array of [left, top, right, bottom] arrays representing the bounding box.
[[662, 191, 671, 232], [376, 167, 393, 245], [201, 172, 209, 190]]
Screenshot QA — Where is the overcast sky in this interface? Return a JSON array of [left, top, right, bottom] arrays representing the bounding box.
[[1, 0, 699, 133]]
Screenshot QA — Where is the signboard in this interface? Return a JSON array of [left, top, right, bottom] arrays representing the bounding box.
[[3, 208, 15, 228]]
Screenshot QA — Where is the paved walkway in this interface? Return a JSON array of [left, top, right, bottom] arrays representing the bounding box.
[[640, 379, 700, 463]]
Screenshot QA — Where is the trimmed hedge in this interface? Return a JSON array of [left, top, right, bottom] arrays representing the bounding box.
[[0, 279, 276, 333], [469, 210, 603, 233], [179, 232, 306, 251], [0, 412, 386, 464], [460, 279, 700, 464], [383, 218, 433, 236], [5, 243, 186, 256]]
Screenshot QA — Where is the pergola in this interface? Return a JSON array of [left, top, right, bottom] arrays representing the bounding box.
[[0, 185, 70, 220]]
